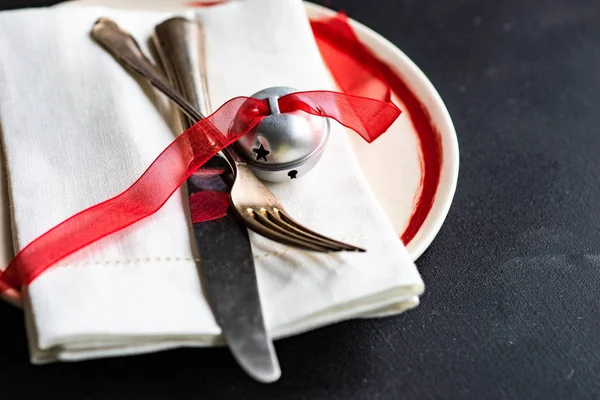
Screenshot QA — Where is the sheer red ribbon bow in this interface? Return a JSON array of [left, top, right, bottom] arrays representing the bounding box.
[[0, 91, 400, 294]]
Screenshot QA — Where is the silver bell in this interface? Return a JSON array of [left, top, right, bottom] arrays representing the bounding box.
[[234, 86, 330, 182]]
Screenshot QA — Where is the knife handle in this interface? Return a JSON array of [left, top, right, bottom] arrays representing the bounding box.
[[152, 17, 246, 167], [152, 17, 212, 124]]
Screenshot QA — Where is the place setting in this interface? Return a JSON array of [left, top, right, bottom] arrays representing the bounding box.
[[0, 0, 458, 383]]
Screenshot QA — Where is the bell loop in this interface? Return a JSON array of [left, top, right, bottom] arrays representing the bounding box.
[[267, 96, 281, 115]]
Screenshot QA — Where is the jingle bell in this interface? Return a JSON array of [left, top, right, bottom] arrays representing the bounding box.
[[234, 86, 330, 182]]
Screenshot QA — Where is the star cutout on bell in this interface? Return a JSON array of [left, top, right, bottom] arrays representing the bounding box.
[[252, 143, 270, 162]]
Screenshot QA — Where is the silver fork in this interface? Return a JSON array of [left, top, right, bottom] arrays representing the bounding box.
[[91, 18, 365, 253]]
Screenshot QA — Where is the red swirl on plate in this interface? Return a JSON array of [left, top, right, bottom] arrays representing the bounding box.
[[310, 12, 443, 245]]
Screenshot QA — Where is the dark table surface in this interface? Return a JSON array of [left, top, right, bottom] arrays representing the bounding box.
[[2, 0, 600, 398]]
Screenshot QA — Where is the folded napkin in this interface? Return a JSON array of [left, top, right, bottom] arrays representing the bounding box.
[[0, 0, 424, 364]]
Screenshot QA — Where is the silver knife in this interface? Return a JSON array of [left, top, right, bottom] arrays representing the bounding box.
[[151, 17, 281, 383]]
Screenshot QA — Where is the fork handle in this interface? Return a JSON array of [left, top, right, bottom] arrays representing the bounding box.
[[91, 17, 245, 167]]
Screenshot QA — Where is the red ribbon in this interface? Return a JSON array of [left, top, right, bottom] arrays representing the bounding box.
[[0, 92, 400, 293]]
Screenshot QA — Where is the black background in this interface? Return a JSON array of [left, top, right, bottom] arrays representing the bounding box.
[[2, 0, 600, 398]]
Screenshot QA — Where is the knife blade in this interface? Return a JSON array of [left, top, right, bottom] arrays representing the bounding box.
[[151, 17, 281, 383]]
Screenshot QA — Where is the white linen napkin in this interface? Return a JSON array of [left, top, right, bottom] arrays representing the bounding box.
[[0, 0, 424, 364]]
